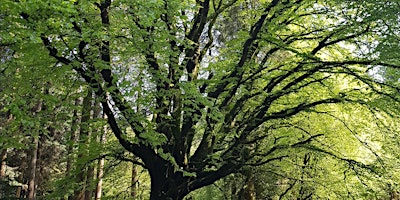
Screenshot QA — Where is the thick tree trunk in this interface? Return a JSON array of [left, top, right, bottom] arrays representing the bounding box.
[[148, 160, 189, 200], [146, 154, 234, 200], [149, 181, 187, 200]]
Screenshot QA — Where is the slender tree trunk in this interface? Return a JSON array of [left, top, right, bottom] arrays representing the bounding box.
[[0, 149, 7, 199], [84, 98, 103, 200], [73, 89, 93, 200], [241, 174, 255, 200], [28, 137, 39, 200], [130, 88, 141, 199], [0, 149, 6, 178], [230, 176, 238, 200], [95, 121, 106, 200], [131, 161, 138, 198], [27, 99, 43, 200], [299, 153, 311, 199], [94, 157, 105, 200], [1, 113, 13, 179], [15, 152, 26, 198], [67, 97, 83, 200], [84, 165, 94, 200], [15, 177, 22, 198], [238, 168, 256, 200], [67, 98, 83, 175]]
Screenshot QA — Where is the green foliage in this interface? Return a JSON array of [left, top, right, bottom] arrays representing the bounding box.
[[1, 0, 400, 199]]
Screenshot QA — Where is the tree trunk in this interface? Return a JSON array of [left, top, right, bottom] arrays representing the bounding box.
[[84, 98, 103, 200], [66, 98, 83, 176], [1, 112, 12, 179], [66, 97, 83, 200], [0, 149, 6, 178], [0, 149, 7, 199], [27, 99, 43, 200], [15, 153, 26, 198], [73, 89, 93, 200], [149, 180, 186, 200], [131, 161, 138, 198], [28, 136, 39, 200], [237, 167, 256, 200], [240, 175, 255, 200], [298, 153, 311, 199], [95, 122, 106, 200], [148, 160, 189, 200], [15, 185, 22, 198], [84, 165, 94, 200], [94, 157, 104, 200]]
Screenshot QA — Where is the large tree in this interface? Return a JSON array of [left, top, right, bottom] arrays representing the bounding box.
[[1, 0, 400, 199]]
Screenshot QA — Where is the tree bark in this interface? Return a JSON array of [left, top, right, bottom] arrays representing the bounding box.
[[0, 149, 6, 178], [131, 161, 138, 198], [299, 153, 311, 199], [27, 99, 43, 200], [15, 152, 26, 198], [66, 97, 83, 176], [27, 136, 39, 200], [240, 175, 255, 200], [94, 157, 104, 200], [95, 121, 106, 200], [1, 108, 13, 179], [0, 149, 7, 199], [84, 165, 94, 200], [148, 159, 189, 200], [66, 96, 83, 200], [84, 98, 103, 200], [73, 89, 93, 200]]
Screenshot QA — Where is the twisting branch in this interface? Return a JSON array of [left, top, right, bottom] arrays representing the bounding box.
[[208, 0, 281, 100]]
